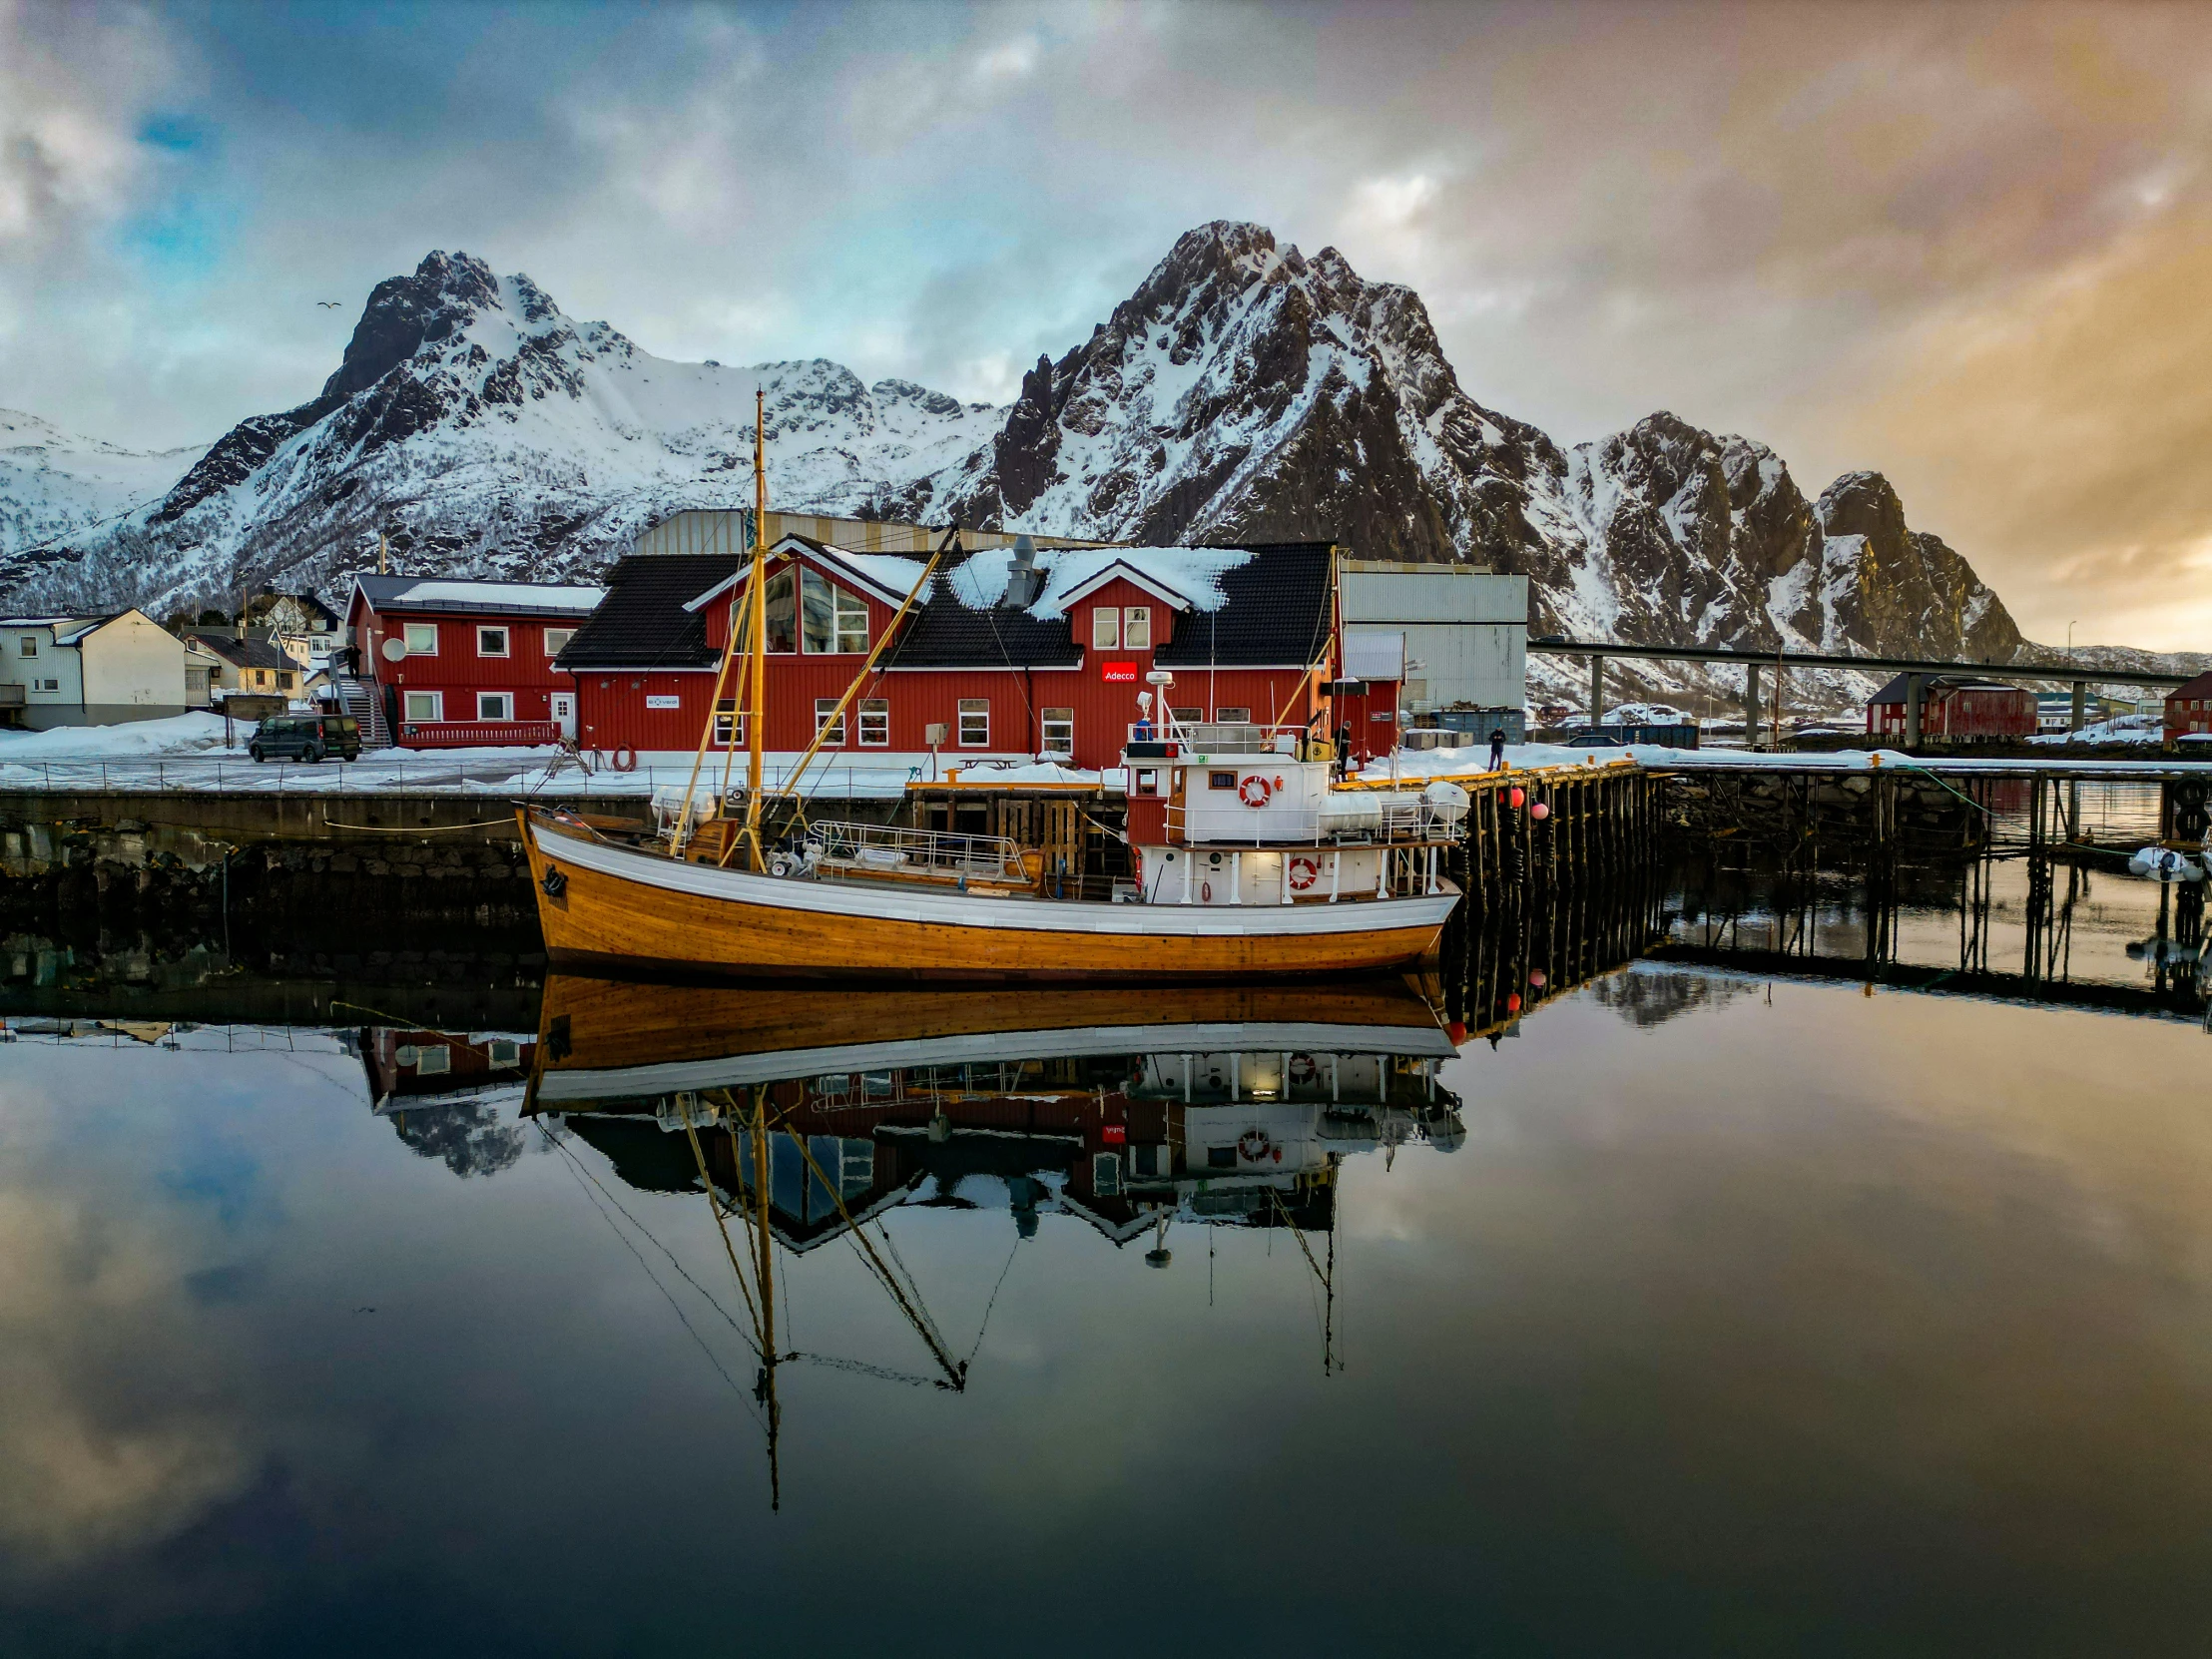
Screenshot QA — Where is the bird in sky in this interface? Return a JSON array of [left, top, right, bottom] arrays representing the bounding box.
[[317, 300, 341, 308]]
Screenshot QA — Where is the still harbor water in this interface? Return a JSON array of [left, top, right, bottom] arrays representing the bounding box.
[[1, 844, 2208, 1655]]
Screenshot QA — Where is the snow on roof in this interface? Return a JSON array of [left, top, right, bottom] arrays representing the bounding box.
[[822, 546, 931, 605], [681, 538, 932, 614], [353, 575, 605, 616], [0, 616, 78, 629], [943, 545, 1255, 617]]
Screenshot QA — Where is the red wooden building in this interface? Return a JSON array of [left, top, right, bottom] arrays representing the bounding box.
[[345, 576, 605, 749], [2166, 670, 2212, 749], [556, 535, 1341, 769], [1865, 675, 2037, 744]]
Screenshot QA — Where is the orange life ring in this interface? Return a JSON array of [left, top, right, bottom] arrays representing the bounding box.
[[1237, 1128, 1273, 1163], [612, 745, 638, 773], [1288, 854, 1320, 891], [1288, 1053, 1319, 1084], [1239, 775, 1273, 808]]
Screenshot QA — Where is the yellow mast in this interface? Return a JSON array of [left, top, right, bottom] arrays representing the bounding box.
[[741, 389, 771, 870]]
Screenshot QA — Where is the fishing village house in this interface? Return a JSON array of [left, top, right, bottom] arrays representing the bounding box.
[[255, 592, 345, 676], [344, 575, 606, 748], [2166, 670, 2212, 751], [0, 611, 187, 730], [1865, 675, 2037, 744], [555, 533, 1350, 774], [185, 630, 306, 700]]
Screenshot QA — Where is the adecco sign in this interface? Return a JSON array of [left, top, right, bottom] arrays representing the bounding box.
[[1101, 660, 1139, 683]]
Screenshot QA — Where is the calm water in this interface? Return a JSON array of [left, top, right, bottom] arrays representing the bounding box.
[[1, 857, 2209, 1656]]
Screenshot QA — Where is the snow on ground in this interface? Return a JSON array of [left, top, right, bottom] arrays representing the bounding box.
[[2028, 715, 2165, 747], [0, 712, 233, 757]]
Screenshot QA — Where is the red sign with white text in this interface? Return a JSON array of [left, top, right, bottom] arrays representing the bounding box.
[[1101, 1123, 1127, 1144], [1102, 661, 1138, 683]]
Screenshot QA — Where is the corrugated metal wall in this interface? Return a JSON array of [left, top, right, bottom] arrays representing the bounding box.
[[629, 510, 1110, 558]]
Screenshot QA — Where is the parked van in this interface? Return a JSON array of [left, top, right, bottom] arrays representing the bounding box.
[[249, 713, 361, 763]]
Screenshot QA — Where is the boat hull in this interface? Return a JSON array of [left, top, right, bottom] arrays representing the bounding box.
[[519, 812, 1456, 981]]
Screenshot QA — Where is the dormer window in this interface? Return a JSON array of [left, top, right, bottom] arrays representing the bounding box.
[[1092, 608, 1120, 650], [1123, 606, 1151, 650]]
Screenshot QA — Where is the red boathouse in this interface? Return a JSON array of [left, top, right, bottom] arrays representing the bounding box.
[[1865, 675, 2037, 744], [556, 535, 1339, 770], [345, 576, 605, 749]]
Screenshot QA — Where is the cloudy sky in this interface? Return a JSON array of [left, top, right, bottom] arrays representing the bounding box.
[[4, 0, 2209, 647]]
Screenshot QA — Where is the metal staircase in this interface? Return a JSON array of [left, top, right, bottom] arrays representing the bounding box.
[[333, 675, 392, 748]]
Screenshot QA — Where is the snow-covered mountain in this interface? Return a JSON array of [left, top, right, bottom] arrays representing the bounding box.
[[0, 225, 2068, 699], [0, 410, 208, 575]]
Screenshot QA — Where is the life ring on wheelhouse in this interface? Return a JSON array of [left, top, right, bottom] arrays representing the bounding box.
[[1237, 1128, 1274, 1163], [1287, 854, 1321, 890], [1239, 775, 1273, 808]]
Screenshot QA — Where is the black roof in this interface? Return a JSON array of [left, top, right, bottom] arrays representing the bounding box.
[[556, 554, 733, 670], [560, 541, 1338, 675], [1868, 673, 2025, 704], [187, 630, 295, 672]]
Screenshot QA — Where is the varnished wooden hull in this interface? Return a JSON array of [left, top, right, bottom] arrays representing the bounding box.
[[519, 811, 1456, 981]]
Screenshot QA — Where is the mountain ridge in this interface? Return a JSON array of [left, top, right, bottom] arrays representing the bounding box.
[[0, 222, 2146, 700]]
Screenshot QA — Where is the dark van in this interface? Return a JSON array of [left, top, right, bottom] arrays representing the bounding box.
[[249, 713, 361, 763]]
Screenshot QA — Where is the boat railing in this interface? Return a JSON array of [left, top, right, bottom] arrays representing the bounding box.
[[1165, 793, 1462, 845], [1129, 721, 1312, 758], [805, 819, 1028, 882]]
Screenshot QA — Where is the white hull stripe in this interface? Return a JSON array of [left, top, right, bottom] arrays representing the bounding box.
[[534, 822, 1458, 940], [536, 1018, 1458, 1102]]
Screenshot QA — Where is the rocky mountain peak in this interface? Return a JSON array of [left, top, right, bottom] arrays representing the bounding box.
[[320, 250, 503, 407]]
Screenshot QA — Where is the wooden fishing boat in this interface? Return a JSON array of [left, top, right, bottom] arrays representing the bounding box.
[[518, 394, 1460, 979]]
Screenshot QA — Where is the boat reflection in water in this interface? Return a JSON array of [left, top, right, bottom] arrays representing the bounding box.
[[523, 974, 1466, 1505]]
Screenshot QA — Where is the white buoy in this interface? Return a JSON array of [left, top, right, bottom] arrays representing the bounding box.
[[2126, 845, 2206, 883]]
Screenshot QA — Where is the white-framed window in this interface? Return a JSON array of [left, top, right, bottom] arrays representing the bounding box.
[[17, 636, 35, 657], [814, 697, 846, 746], [402, 622, 437, 655], [1215, 706, 1252, 723], [477, 692, 514, 721], [1091, 607, 1120, 650], [1041, 708, 1074, 755], [1123, 606, 1151, 650], [543, 627, 574, 656], [801, 570, 870, 654], [713, 699, 743, 747], [414, 1045, 451, 1076], [1092, 1151, 1123, 1197], [403, 690, 443, 722], [486, 1039, 521, 1068], [858, 697, 889, 747], [957, 698, 989, 748], [477, 625, 509, 657], [33, 677, 58, 693], [1170, 706, 1202, 725]]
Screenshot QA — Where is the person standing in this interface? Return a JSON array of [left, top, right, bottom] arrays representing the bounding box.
[[1489, 727, 1507, 771]]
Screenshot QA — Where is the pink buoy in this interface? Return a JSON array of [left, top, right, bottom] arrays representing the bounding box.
[[1507, 786, 1526, 809], [1530, 800, 1550, 821], [1529, 969, 1547, 988]]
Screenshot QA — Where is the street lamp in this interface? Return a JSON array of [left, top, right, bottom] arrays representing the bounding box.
[[2068, 620, 2078, 651]]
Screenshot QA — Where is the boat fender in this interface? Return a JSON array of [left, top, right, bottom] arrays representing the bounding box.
[[612, 746, 638, 773], [1237, 1128, 1273, 1163], [1288, 854, 1321, 890], [540, 864, 567, 897], [1239, 775, 1273, 808], [1201, 880, 1212, 902]]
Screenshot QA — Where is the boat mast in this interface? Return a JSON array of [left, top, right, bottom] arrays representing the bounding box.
[[741, 389, 771, 871]]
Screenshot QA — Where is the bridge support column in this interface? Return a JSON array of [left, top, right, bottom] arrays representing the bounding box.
[[1744, 663, 1762, 749], [2070, 680, 2086, 734], [1904, 673, 1923, 751], [1589, 654, 1606, 729]]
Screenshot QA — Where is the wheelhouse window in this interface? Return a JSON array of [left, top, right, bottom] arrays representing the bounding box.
[[543, 627, 574, 656], [814, 697, 846, 745], [858, 698, 889, 747], [477, 626, 510, 657], [1215, 706, 1252, 723], [403, 691, 442, 722], [1170, 706, 1202, 725], [802, 569, 870, 654], [1041, 708, 1074, 756], [1091, 608, 1119, 650], [477, 692, 514, 721], [1123, 606, 1151, 649], [957, 698, 989, 747], [1210, 770, 1237, 790], [402, 622, 437, 655], [713, 698, 743, 747]]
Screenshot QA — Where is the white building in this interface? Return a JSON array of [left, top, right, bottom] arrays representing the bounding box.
[[0, 611, 189, 729], [1337, 560, 1528, 732]]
